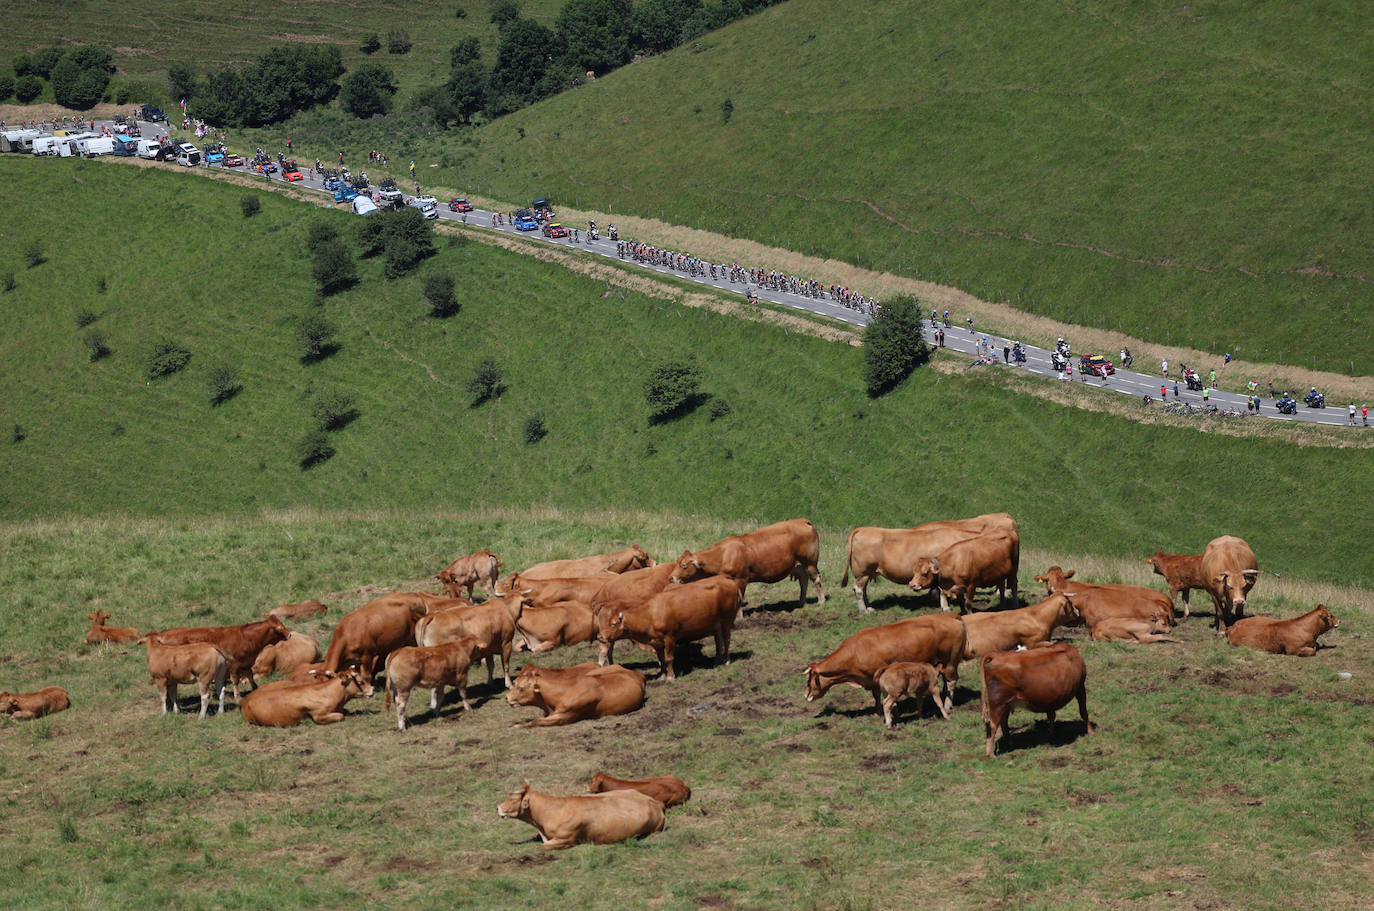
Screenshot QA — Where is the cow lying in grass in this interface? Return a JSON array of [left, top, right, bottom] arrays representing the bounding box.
[[240, 666, 372, 727], [587, 772, 691, 808], [1225, 605, 1338, 656], [84, 611, 140, 645], [498, 782, 665, 849], [0, 686, 71, 720], [505, 663, 646, 727]]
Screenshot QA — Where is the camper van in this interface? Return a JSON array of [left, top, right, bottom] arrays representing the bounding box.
[[0, 129, 41, 153], [175, 143, 201, 167], [136, 139, 165, 160], [77, 135, 115, 157], [30, 135, 64, 156]]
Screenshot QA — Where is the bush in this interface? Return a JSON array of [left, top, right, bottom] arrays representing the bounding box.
[[709, 397, 732, 420], [11, 424, 25, 444], [295, 313, 338, 361], [340, 63, 398, 118], [33, 47, 63, 78], [205, 363, 241, 405], [240, 195, 261, 218], [1, 272, 13, 292], [467, 357, 505, 405], [145, 338, 191, 378], [721, 97, 733, 124], [423, 272, 458, 316], [82, 330, 110, 361], [12, 53, 32, 77], [360, 33, 382, 54], [862, 294, 930, 397], [523, 412, 548, 443], [306, 221, 340, 254], [0, 73, 14, 102], [50, 46, 113, 110], [95, 276, 106, 294], [75, 309, 98, 327], [387, 30, 412, 54], [311, 389, 357, 430], [358, 207, 435, 277], [311, 240, 357, 296], [297, 428, 335, 468], [643, 357, 702, 422], [24, 238, 44, 268], [13, 74, 42, 103], [491, 1, 521, 28]]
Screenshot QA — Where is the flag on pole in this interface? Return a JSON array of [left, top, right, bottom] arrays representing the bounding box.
[[179, 97, 186, 111]]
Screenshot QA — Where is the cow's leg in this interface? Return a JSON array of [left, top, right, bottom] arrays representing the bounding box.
[[311, 710, 346, 725], [395, 689, 409, 731], [197, 681, 210, 719], [168, 683, 179, 714], [985, 705, 1008, 758], [156, 681, 169, 716], [870, 686, 883, 715], [929, 681, 950, 719], [853, 574, 872, 614], [1179, 588, 1190, 620], [1046, 709, 1057, 735], [515, 711, 582, 727], [500, 641, 513, 688], [597, 638, 614, 666], [457, 674, 471, 711], [660, 637, 676, 682], [716, 625, 731, 665], [431, 685, 444, 711], [881, 692, 896, 728], [794, 566, 809, 609], [484, 654, 495, 685], [938, 588, 950, 612], [1076, 685, 1094, 733]]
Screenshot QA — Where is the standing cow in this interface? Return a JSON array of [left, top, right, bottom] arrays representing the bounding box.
[[1199, 535, 1260, 629], [908, 530, 1020, 613], [436, 550, 503, 600], [670, 518, 823, 609], [980, 642, 1094, 758], [1145, 552, 1208, 618]]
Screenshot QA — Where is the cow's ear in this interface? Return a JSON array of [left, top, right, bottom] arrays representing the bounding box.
[[1063, 569, 1076, 579], [1242, 569, 1260, 578], [930, 558, 939, 572]]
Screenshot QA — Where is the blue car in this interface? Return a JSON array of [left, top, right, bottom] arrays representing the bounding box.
[[514, 213, 539, 231], [333, 186, 358, 203]]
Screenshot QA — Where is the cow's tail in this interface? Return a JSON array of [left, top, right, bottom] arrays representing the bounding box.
[[383, 653, 394, 709], [978, 655, 992, 725], [840, 528, 857, 588]]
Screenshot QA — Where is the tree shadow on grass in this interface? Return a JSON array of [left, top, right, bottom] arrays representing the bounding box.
[[299, 343, 341, 365], [647, 393, 711, 426]]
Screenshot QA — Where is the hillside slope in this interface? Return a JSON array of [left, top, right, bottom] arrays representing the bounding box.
[[445, 0, 1374, 372]]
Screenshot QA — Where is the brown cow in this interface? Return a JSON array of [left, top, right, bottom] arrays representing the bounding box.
[[250, 631, 322, 680], [138, 634, 228, 718], [1091, 616, 1181, 644], [497, 783, 665, 849], [1145, 552, 1208, 618], [285, 662, 327, 684], [980, 642, 1094, 758], [240, 666, 373, 727], [84, 611, 140, 645], [517, 603, 596, 653], [0, 686, 71, 720], [436, 550, 503, 599], [1033, 567, 1173, 634], [960, 594, 1079, 657], [505, 663, 646, 727], [519, 545, 654, 581], [416, 593, 529, 688], [842, 513, 1018, 613], [153, 616, 288, 700], [588, 772, 691, 808], [589, 562, 677, 617], [322, 592, 438, 686], [804, 614, 967, 718], [265, 600, 329, 621], [669, 518, 823, 608], [874, 662, 948, 728], [384, 635, 480, 729], [1226, 605, 1338, 656], [1199, 535, 1260, 629], [595, 574, 740, 679], [908, 530, 1020, 613], [496, 572, 613, 607]]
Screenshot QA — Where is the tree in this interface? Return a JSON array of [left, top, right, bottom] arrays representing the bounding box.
[[166, 62, 199, 104], [643, 357, 702, 422], [862, 294, 929, 397], [32, 47, 63, 79], [295, 313, 338, 361], [445, 63, 488, 124], [450, 37, 482, 68], [555, 0, 633, 74], [387, 30, 412, 55], [633, 0, 703, 54], [356, 207, 435, 277], [145, 338, 192, 379], [12, 53, 32, 77], [422, 272, 458, 317], [491, 0, 521, 28], [51, 46, 114, 110], [13, 74, 42, 103], [312, 239, 358, 296], [0, 74, 14, 102], [489, 18, 564, 112], [360, 33, 382, 54], [340, 63, 397, 118], [467, 358, 505, 405]]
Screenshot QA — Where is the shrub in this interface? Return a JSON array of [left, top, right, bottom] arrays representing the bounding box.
[[12, 53, 32, 77], [643, 357, 702, 422], [1, 272, 13, 292], [423, 272, 458, 317], [455, 6, 468, 17], [311, 240, 357, 296], [862, 294, 930, 397], [360, 33, 382, 54], [340, 63, 398, 118], [12, 424, 26, 444], [240, 195, 261, 218], [306, 221, 340, 254], [721, 97, 733, 124], [13, 74, 42, 103], [82, 330, 110, 361], [205, 363, 242, 405], [24, 238, 44, 268], [33, 47, 63, 78], [311, 389, 357, 430], [295, 313, 338, 361], [95, 276, 106, 294], [0, 73, 14, 102], [523, 412, 548, 443], [76, 309, 98, 328], [491, 0, 521, 28], [297, 428, 335, 468], [467, 357, 505, 405], [51, 46, 113, 110], [357, 207, 435, 276], [709, 397, 732, 420], [145, 338, 191, 378], [387, 30, 412, 54]]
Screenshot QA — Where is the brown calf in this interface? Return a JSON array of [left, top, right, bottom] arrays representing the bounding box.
[[874, 662, 949, 728], [498, 783, 665, 849], [139, 634, 228, 718], [0, 686, 71, 720], [383, 635, 480, 730], [240, 666, 373, 727], [1226, 605, 1338, 657], [588, 772, 691, 808], [84, 611, 140, 645]]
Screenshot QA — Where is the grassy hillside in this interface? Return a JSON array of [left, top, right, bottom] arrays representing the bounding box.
[[1, 155, 1371, 588], [429, 0, 1374, 373]]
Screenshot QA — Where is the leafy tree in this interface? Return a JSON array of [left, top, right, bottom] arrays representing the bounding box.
[[491, 0, 521, 28], [205, 363, 242, 405], [360, 33, 382, 55], [23, 238, 44, 267], [721, 96, 733, 123], [32, 47, 63, 78], [312, 239, 357, 296], [12, 53, 32, 77], [423, 272, 458, 317], [145, 338, 192, 379], [445, 63, 488, 124], [240, 195, 261, 218], [166, 62, 199, 104], [306, 221, 340, 254], [862, 294, 929, 397], [356, 207, 435, 277], [387, 30, 412, 54], [409, 83, 459, 128], [489, 19, 564, 113], [643, 357, 702, 422], [13, 74, 42, 103], [0, 73, 14, 102], [297, 429, 335, 468], [555, 0, 633, 74], [523, 412, 548, 443], [450, 37, 481, 68], [467, 358, 506, 405], [633, 0, 703, 54], [310, 389, 357, 430], [340, 63, 397, 118], [50, 46, 113, 110], [83, 330, 110, 362], [295, 314, 338, 361], [201, 45, 343, 127]]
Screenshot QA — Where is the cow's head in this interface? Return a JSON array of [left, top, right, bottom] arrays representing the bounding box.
[[1034, 566, 1072, 593], [492, 572, 521, 597], [264, 615, 290, 642], [596, 609, 626, 643], [587, 772, 610, 793], [1213, 569, 1260, 608], [630, 544, 655, 569], [908, 557, 939, 592], [1316, 604, 1339, 633], [803, 665, 829, 702], [506, 667, 542, 707], [87, 611, 111, 625], [669, 551, 705, 585], [342, 666, 374, 698], [497, 783, 531, 819], [1146, 555, 1162, 574], [0, 694, 15, 714]]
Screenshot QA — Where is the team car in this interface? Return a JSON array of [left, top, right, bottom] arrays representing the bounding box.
[[222, 154, 244, 167], [282, 159, 304, 181], [1078, 354, 1116, 377], [541, 222, 568, 238], [448, 197, 473, 212], [513, 209, 539, 231]]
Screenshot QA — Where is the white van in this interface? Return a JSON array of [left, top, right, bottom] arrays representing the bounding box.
[[78, 135, 115, 157], [0, 129, 41, 153], [31, 135, 63, 156], [175, 142, 201, 167], [352, 195, 378, 216], [411, 195, 439, 219], [136, 139, 164, 160]]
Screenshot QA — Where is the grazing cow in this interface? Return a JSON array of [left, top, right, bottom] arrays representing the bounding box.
[[265, 600, 329, 621], [519, 545, 654, 581], [1145, 552, 1208, 618], [595, 574, 740, 679], [436, 550, 503, 599], [153, 616, 288, 700], [505, 663, 646, 727], [980, 642, 1094, 758], [908, 530, 1021, 613], [496, 572, 613, 607], [1033, 567, 1174, 634], [240, 666, 373, 727], [0, 686, 71, 720], [960, 594, 1079, 658], [842, 513, 1019, 612], [669, 518, 824, 608], [1199, 535, 1260, 629], [416, 593, 529, 688], [516, 603, 596, 653], [588, 772, 691, 808], [84, 611, 140, 645], [1226, 605, 1338, 657], [322, 592, 437, 686], [874, 662, 948, 728], [497, 783, 665, 849], [138, 634, 228, 718], [383, 635, 480, 729], [250, 631, 322, 680], [589, 562, 677, 617], [804, 614, 967, 717], [1091, 617, 1181, 644]]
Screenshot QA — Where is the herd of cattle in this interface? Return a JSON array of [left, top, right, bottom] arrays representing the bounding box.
[[1, 515, 1343, 848]]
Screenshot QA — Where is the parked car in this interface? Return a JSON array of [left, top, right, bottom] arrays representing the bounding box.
[[137, 104, 167, 123], [412, 195, 439, 219], [1078, 354, 1116, 377], [514, 208, 539, 231], [448, 197, 473, 212], [333, 185, 358, 203], [203, 142, 225, 165], [222, 154, 244, 167], [175, 142, 202, 167], [542, 222, 568, 238]]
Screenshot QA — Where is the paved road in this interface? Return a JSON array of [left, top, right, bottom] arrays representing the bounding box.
[[74, 118, 1370, 428]]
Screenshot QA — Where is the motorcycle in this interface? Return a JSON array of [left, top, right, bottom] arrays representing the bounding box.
[[1276, 397, 1298, 415], [1304, 391, 1326, 408], [1055, 338, 1072, 359], [588, 227, 599, 241], [607, 225, 618, 241], [1012, 345, 1027, 365], [1051, 351, 1069, 372]]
